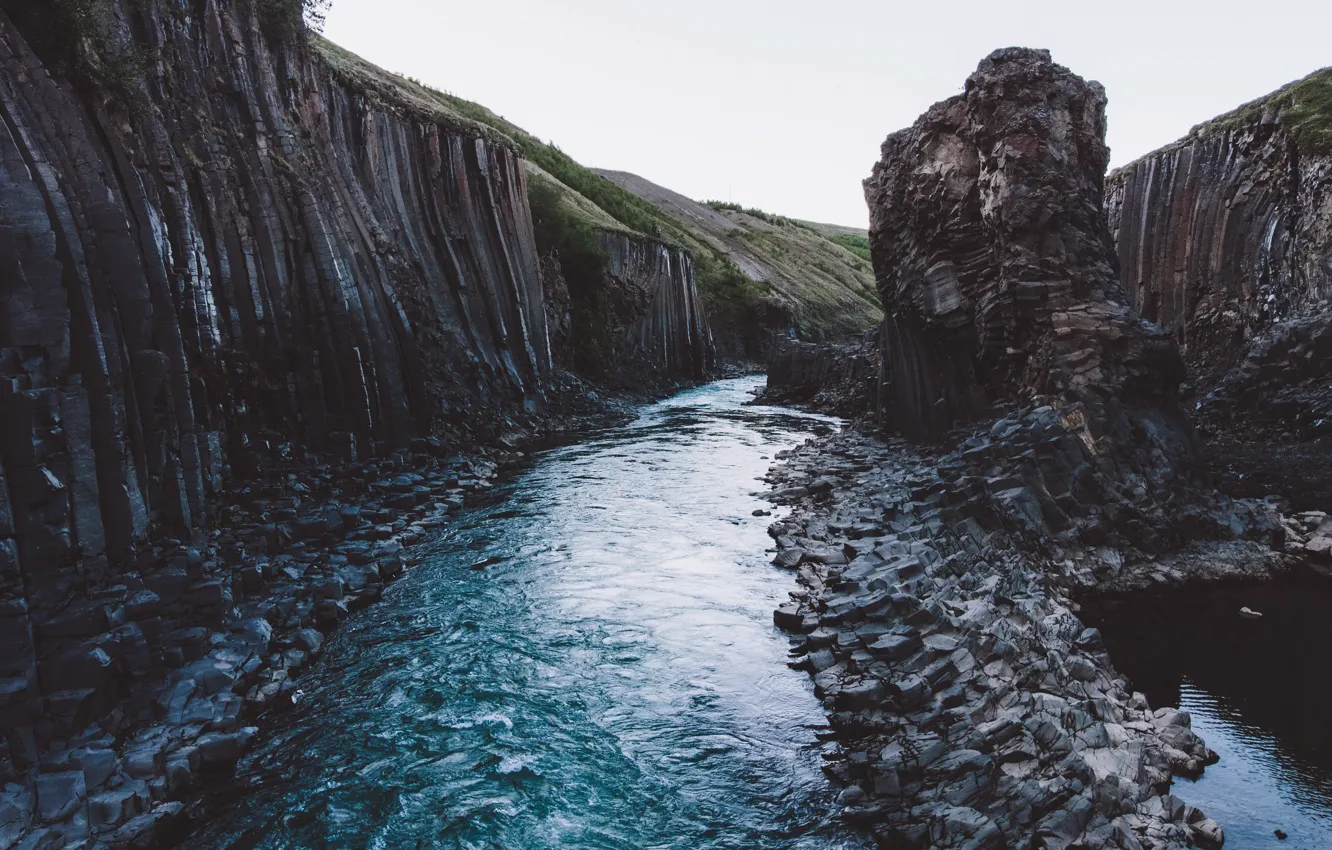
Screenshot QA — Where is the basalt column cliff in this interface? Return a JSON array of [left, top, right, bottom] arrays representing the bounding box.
[[0, 0, 555, 551], [1106, 68, 1332, 504], [0, 0, 714, 843]]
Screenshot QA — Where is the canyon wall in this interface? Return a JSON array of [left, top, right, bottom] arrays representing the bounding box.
[[0, 1, 716, 837], [599, 233, 714, 383], [0, 0, 553, 558], [538, 231, 714, 389], [1105, 69, 1332, 502], [1106, 75, 1332, 387]]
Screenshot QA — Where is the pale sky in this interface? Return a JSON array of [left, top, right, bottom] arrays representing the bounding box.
[[323, 0, 1330, 227]]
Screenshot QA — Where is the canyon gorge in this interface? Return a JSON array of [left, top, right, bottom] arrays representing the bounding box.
[[1, 2, 1331, 849]]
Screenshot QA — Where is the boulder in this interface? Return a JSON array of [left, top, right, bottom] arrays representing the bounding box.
[[35, 772, 85, 823]]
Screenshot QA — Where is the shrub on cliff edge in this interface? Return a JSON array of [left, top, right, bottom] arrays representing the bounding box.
[[256, 0, 330, 38]]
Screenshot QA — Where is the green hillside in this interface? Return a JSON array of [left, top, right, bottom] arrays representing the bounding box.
[[315, 36, 879, 346]]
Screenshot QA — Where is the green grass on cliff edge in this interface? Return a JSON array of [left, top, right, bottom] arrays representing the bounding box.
[[1195, 66, 1332, 156], [314, 37, 769, 320]]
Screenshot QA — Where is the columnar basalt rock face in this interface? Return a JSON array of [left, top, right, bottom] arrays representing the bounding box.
[[1106, 107, 1332, 389], [0, 0, 554, 836], [0, 1, 552, 544], [1105, 92, 1332, 505], [540, 232, 715, 388], [600, 233, 714, 383], [865, 48, 1187, 448]]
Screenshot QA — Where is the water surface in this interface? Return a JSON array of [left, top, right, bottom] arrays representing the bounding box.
[[1088, 578, 1332, 850], [185, 377, 869, 850]]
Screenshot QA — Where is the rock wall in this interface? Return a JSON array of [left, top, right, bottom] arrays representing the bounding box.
[[599, 233, 714, 384], [1104, 70, 1332, 503], [0, 0, 557, 822], [1106, 97, 1332, 389], [540, 232, 714, 389]]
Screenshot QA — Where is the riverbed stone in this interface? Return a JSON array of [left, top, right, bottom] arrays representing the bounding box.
[[34, 772, 84, 823]]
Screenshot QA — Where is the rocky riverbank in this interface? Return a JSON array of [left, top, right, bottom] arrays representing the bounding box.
[[753, 46, 1332, 849], [0, 382, 651, 848], [762, 426, 1325, 849]]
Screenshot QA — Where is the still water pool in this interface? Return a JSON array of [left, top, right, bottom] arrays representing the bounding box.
[[1088, 577, 1332, 850]]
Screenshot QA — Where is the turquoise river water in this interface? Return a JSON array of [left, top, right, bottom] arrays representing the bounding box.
[[183, 377, 871, 850]]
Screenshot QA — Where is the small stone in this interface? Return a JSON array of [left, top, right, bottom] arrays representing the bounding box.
[[772, 549, 803, 569], [196, 728, 257, 767], [773, 604, 804, 632], [1191, 818, 1224, 848], [125, 589, 163, 619]]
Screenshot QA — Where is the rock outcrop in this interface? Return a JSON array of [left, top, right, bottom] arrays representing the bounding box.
[[764, 47, 1298, 849], [863, 47, 1202, 551], [760, 333, 880, 418], [865, 48, 1188, 453], [1105, 68, 1332, 504]]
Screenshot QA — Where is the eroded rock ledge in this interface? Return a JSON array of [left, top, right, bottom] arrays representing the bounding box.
[[763, 47, 1309, 849]]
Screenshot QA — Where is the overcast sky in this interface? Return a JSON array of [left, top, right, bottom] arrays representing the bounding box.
[[322, 0, 1330, 227]]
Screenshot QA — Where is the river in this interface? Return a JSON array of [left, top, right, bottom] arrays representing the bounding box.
[[180, 376, 1332, 849], [182, 377, 871, 850]]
